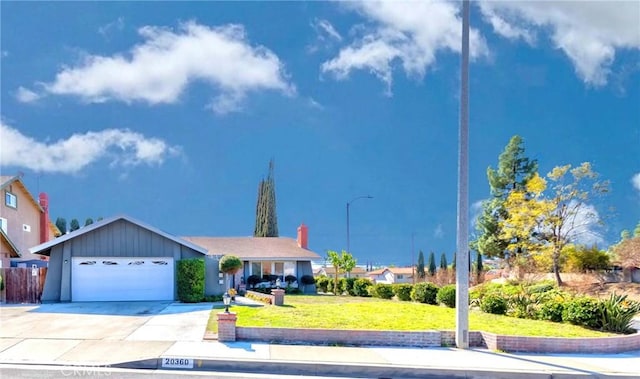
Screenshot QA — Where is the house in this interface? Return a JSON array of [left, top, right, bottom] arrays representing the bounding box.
[[314, 266, 368, 279], [0, 175, 59, 268], [368, 267, 415, 284], [182, 224, 321, 294], [30, 215, 215, 302], [30, 216, 322, 302]]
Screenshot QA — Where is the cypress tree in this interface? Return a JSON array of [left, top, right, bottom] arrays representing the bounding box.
[[417, 250, 425, 279], [452, 252, 457, 271], [254, 159, 279, 237], [439, 253, 447, 270], [427, 251, 436, 276]]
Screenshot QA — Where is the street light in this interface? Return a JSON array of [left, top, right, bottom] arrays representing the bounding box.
[[346, 195, 373, 254]]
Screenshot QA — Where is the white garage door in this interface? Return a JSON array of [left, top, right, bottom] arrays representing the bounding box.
[[72, 257, 174, 301]]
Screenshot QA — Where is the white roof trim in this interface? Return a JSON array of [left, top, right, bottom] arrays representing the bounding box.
[[29, 214, 207, 255]]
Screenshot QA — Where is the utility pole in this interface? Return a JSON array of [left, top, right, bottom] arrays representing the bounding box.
[[455, 0, 470, 349]]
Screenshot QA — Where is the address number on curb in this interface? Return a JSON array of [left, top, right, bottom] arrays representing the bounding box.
[[162, 357, 194, 369]]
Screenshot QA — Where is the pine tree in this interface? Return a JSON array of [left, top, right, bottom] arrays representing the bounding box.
[[55, 217, 67, 235], [254, 159, 279, 237], [417, 250, 425, 279], [85, 218, 94, 226], [472, 135, 538, 264], [452, 252, 457, 271], [439, 253, 447, 270], [69, 219, 80, 232], [427, 251, 436, 276]]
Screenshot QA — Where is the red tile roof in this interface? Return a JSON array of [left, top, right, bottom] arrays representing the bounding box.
[[181, 236, 321, 261]]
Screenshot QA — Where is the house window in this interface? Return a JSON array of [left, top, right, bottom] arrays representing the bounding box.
[[284, 262, 296, 277], [0, 217, 7, 233], [250, 262, 262, 277], [5, 192, 17, 209], [396, 274, 404, 279]]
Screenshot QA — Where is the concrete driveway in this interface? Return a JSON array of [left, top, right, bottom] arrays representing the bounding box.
[[0, 302, 213, 364]]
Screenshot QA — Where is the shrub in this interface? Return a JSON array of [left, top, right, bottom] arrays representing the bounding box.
[[353, 278, 372, 297], [480, 294, 508, 315], [177, 258, 205, 303], [507, 292, 539, 319], [219, 255, 242, 274], [563, 296, 601, 329], [344, 277, 358, 296], [285, 275, 297, 284], [538, 297, 565, 322], [285, 287, 302, 295], [336, 278, 348, 295], [315, 276, 329, 293], [300, 275, 315, 286], [393, 284, 413, 301], [437, 285, 456, 308], [371, 283, 394, 299], [411, 282, 439, 304], [247, 275, 261, 288], [598, 293, 640, 334]]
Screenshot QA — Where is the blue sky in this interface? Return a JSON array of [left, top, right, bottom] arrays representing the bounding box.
[[1, 1, 639, 266]]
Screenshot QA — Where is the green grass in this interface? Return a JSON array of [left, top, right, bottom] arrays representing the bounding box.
[[207, 295, 614, 337]]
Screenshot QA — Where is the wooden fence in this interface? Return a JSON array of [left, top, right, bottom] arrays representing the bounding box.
[[0, 267, 47, 303]]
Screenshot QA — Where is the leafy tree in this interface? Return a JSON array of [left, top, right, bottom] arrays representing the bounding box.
[[69, 218, 80, 232], [472, 135, 538, 265], [84, 218, 94, 226], [416, 250, 425, 279], [254, 159, 279, 237], [564, 244, 610, 273], [427, 251, 436, 276], [55, 217, 67, 235], [326, 250, 356, 294], [439, 253, 447, 270], [539, 163, 608, 285]]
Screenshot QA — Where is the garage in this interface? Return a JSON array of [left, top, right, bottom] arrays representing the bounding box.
[[29, 215, 209, 302], [72, 257, 174, 301]]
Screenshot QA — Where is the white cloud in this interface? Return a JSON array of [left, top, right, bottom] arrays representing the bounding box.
[[562, 201, 604, 247], [314, 18, 342, 42], [478, 1, 640, 86], [15, 87, 42, 103], [98, 16, 125, 38], [434, 224, 444, 239], [0, 122, 180, 174], [29, 21, 294, 114], [321, 1, 487, 94], [632, 173, 640, 192]]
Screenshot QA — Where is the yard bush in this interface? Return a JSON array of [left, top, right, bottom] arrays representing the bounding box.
[[247, 275, 262, 288], [393, 284, 413, 301], [285, 275, 297, 284], [480, 294, 508, 315], [337, 278, 348, 295], [300, 275, 315, 292], [343, 277, 358, 296], [437, 285, 456, 308], [176, 258, 205, 303], [598, 293, 640, 334], [563, 296, 601, 329], [411, 282, 439, 304], [538, 297, 565, 322], [219, 255, 242, 274], [371, 283, 394, 299], [315, 276, 329, 293], [352, 278, 372, 297]]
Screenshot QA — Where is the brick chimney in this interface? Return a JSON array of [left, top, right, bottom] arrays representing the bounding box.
[[297, 223, 308, 249], [39, 192, 50, 243]]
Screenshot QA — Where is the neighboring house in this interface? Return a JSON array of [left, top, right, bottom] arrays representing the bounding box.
[[0, 175, 59, 268], [30, 215, 218, 302], [183, 224, 321, 294], [314, 266, 368, 279], [368, 267, 415, 284]]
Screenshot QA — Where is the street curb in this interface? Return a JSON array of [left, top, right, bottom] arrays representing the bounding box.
[[109, 357, 632, 379]]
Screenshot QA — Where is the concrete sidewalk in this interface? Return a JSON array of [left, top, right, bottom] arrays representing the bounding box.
[[1, 337, 639, 378]]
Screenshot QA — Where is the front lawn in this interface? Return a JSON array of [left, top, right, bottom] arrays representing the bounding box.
[[206, 295, 613, 337]]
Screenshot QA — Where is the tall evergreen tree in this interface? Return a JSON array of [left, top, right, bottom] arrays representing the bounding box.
[[69, 218, 80, 232], [254, 159, 279, 237], [472, 135, 538, 264], [427, 251, 436, 276], [452, 252, 457, 271], [475, 251, 483, 274], [439, 253, 447, 270], [417, 250, 425, 279], [55, 217, 67, 235], [84, 218, 94, 226]]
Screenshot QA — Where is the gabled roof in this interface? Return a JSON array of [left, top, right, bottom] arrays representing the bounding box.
[[0, 175, 43, 212], [30, 214, 208, 256], [0, 229, 21, 258], [182, 236, 322, 261], [368, 267, 415, 276]]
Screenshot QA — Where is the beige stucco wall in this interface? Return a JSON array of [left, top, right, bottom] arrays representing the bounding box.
[[1, 184, 42, 261]]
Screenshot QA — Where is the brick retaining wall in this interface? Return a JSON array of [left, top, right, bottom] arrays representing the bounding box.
[[480, 331, 640, 353]]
